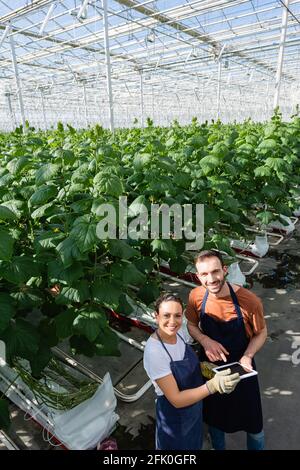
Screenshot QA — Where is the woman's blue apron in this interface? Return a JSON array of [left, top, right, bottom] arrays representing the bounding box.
[[199, 282, 263, 433], [155, 332, 204, 450]]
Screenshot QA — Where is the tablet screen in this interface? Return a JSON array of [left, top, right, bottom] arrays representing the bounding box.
[[214, 362, 257, 378], [226, 363, 253, 377]]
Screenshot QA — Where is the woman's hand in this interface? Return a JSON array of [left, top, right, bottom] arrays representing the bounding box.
[[206, 369, 240, 394]]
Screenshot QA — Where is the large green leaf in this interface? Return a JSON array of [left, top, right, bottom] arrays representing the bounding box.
[[289, 187, 300, 198], [69, 184, 88, 197], [56, 236, 84, 268], [133, 153, 151, 170], [0, 173, 14, 188], [92, 280, 121, 309], [48, 260, 84, 285], [236, 143, 254, 155], [133, 257, 155, 274], [257, 139, 278, 154], [31, 202, 56, 219], [7, 156, 29, 175], [93, 173, 124, 198], [276, 171, 288, 183], [35, 163, 60, 185], [0, 257, 41, 284], [188, 135, 207, 149], [122, 264, 146, 286], [265, 157, 286, 171], [220, 209, 240, 224], [175, 173, 191, 189], [0, 319, 39, 362], [0, 228, 14, 261], [69, 335, 95, 357], [156, 157, 176, 173], [262, 185, 283, 200], [70, 198, 93, 214], [208, 176, 231, 193], [55, 148, 76, 166], [221, 196, 240, 212], [275, 203, 292, 217], [256, 211, 275, 225], [254, 166, 272, 178], [0, 205, 17, 221], [70, 215, 98, 253], [151, 239, 177, 258], [55, 281, 90, 305], [128, 195, 149, 217], [0, 399, 10, 431], [165, 137, 175, 148], [205, 234, 233, 254], [211, 142, 229, 159], [117, 293, 135, 315], [73, 309, 106, 342], [107, 239, 139, 259], [94, 328, 120, 356], [0, 293, 15, 333], [169, 257, 188, 274], [29, 343, 52, 378], [70, 162, 89, 178], [29, 185, 57, 206], [138, 282, 160, 305], [10, 288, 44, 310], [204, 207, 221, 228], [264, 123, 277, 138], [38, 319, 59, 348], [34, 231, 65, 251], [19, 184, 35, 200], [54, 309, 77, 339], [199, 155, 221, 174], [0, 200, 24, 219]]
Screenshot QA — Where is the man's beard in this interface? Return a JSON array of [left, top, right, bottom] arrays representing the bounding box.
[[206, 277, 226, 294]]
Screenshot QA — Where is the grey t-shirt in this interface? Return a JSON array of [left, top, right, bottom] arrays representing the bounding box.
[[143, 329, 187, 396]]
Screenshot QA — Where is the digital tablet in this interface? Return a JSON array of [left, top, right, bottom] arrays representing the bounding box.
[[213, 362, 258, 379]]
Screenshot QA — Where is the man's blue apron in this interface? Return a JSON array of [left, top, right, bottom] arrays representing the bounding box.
[[199, 282, 263, 433], [155, 332, 204, 450]]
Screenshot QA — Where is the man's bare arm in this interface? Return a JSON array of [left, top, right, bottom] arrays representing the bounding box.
[[187, 321, 229, 362], [240, 326, 268, 369], [187, 321, 208, 345]]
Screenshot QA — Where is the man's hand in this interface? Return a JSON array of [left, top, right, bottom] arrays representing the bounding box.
[[201, 337, 229, 363], [239, 355, 253, 370]]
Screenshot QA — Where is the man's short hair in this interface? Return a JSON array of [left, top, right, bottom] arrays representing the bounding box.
[[155, 293, 184, 313], [194, 249, 224, 267]]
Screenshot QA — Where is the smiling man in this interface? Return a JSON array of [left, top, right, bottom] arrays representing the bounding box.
[[186, 250, 267, 450]]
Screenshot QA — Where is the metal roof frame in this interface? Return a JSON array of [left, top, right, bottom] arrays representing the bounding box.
[[0, 0, 299, 130]]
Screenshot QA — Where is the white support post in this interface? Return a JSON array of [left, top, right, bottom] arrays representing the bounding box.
[[215, 44, 226, 121], [217, 60, 222, 120], [77, 0, 90, 21], [152, 85, 154, 123], [40, 90, 47, 130], [9, 28, 26, 131], [140, 70, 144, 127], [83, 84, 88, 128], [76, 104, 81, 128], [273, 0, 290, 110], [5, 93, 16, 130], [102, 0, 114, 132], [39, 3, 56, 35]]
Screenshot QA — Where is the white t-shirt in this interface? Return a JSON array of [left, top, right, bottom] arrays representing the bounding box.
[[143, 329, 187, 396]]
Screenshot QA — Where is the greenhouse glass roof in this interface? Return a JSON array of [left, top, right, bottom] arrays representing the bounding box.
[[0, 0, 300, 129]]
